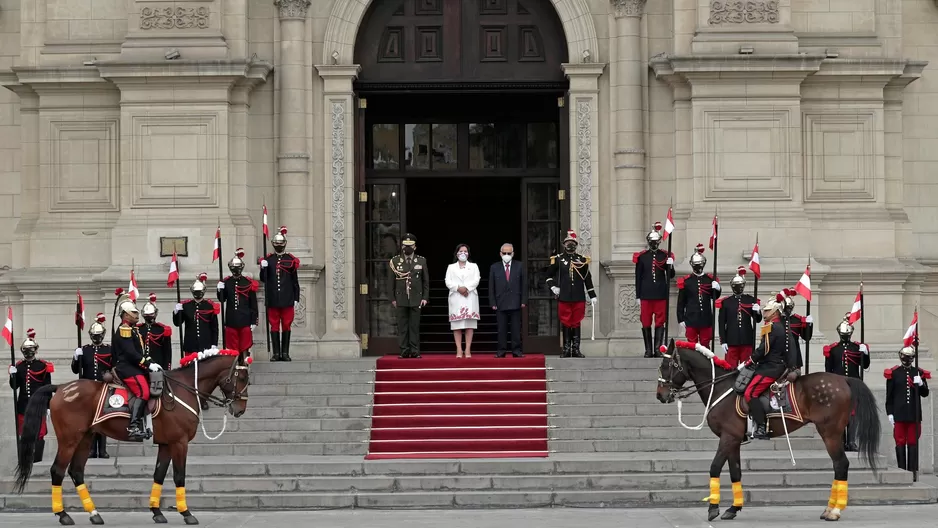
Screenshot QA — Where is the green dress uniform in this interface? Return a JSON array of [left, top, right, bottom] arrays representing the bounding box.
[[390, 238, 430, 358]]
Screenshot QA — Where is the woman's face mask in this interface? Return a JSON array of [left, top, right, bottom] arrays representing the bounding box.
[[457, 252, 468, 262]]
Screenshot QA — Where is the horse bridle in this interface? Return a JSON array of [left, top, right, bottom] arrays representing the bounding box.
[[658, 346, 735, 401], [164, 358, 250, 410]]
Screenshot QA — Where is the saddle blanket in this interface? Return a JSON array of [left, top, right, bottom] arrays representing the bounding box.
[[92, 384, 162, 426], [736, 382, 803, 423]]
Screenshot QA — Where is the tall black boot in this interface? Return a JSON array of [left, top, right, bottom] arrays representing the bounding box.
[[654, 326, 666, 357], [908, 444, 919, 473], [89, 433, 99, 458], [126, 398, 150, 440], [270, 331, 282, 361], [749, 400, 769, 440], [642, 327, 653, 358], [281, 331, 292, 362], [33, 439, 45, 463], [561, 327, 571, 358], [844, 417, 858, 452], [896, 445, 907, 470], [97, 434, 109, 459], [572, 327, 584, 358]]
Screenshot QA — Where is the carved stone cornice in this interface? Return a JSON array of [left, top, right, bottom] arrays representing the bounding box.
[[709, 1, 779, 25], [274, 0, 311, 20], [612, 0, 647, 18]]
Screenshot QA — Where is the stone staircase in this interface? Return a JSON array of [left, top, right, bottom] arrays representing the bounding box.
[[0, 357, 935, 511]]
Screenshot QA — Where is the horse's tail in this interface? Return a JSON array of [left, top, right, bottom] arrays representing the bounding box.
[[846, 376, 880, 471], [13, 384, 57, 494]]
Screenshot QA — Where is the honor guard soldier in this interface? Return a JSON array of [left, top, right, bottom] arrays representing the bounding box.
[[72, 314, 112, 458], [391, 233, 430, 358], [113, 291, 163, 441], [633, 222, 675, 357], [260, 226, 300, 362], [173, 273, 220, 354], [218, 248, 259, 359], [823, 314, 870, 452], [676, 244, 721, 347], [716, 266, 761, 367], [546, 229, 597, 358], [9, 329, 53, 462], [885, 346, 930, 472], [787, 311, 814, 370], [138, 293, 173, 371]]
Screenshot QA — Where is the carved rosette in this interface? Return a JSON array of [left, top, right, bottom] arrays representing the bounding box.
[[274, 0, 312, 20], [617, 285, 641, 324], [331, 101, 348, 321], [709, 1, 779, 24], [575, 99, 592, 256], [612, 0, 648, 18], [140, 7, 209, 30]]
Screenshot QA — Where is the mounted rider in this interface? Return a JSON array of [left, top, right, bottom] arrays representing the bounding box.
[[741, 289, 800, 440], [112, 290, 162, 440]]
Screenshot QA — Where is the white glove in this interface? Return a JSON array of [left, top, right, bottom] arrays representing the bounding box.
[[149, 363, 163, 372], [294, 301, 300, 310], [737, 362, 748, 371], [859, 343, 869, 354], [74, 348, 83, 359], [914, 375, 923, 386], [635, 298, 641, 306], [550, 286, 560, 296], [8, 365, 16, 375], [722, 343, 729, 353], [752, 303, 761, 313], [805, 315, 814, 324], [679, 322, 686, 334], [217, 281, 225, 291], [174, 303, 183, 313], [711, 281, 721, 291], [260, 260, 269, 268], [888, 414, 895, 426], [251, 324, 256, 331], [590, 297, 597, 306], [666, 258, 674, 265]]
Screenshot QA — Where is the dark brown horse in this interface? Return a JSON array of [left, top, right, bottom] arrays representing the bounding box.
[[13, 349, 250, 526], [656, 339, 879, 522]]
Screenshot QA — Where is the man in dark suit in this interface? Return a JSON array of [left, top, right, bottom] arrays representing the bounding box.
[[489, 243, 527, 358]]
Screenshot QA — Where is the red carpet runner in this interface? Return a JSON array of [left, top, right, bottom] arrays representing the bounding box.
[[365, 355, 549, 460]]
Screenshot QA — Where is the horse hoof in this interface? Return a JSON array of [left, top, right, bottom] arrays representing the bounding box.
[[721, 506, 740, 520], [820, 507, 832, 520], [824, 508, 841, 522], [181, 511, 199, 525], [707, 504, 720, 521], [89, 513, 105, 525], [151, 508, 167, 524], [56, 512, 74, 526]]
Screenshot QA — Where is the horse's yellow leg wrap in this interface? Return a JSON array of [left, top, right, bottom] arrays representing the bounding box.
[[149, 483, 163, 509], [732, 481, 744, 507], [827, 480, 837, 509], [705, 477, 720, 504], [76, 484, 97, 514], [834, 480, 848, 510], [175, 487, 188, 512], [51, 485, 63, 513]]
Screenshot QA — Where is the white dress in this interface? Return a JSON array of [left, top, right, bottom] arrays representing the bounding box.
[[445, 262, 481, 330]]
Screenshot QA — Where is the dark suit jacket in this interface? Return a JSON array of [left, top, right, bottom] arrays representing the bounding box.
[[489, 260, 527, 311]]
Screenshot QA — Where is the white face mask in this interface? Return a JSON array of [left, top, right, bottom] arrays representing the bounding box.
[[457, 253, 468, 262], [502, 254, 513, 263]]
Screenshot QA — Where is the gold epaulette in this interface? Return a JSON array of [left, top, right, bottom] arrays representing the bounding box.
[[583, 256, 591, 265], [119, 325, 132, 338], [550, 255, 556, 264], [760, 322, 773, 338]]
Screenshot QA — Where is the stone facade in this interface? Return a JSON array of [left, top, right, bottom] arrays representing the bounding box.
[[0, 0, 935, 366]]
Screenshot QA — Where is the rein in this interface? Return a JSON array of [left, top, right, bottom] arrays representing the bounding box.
[[161, 356, 247, 440], [659, 344, 737, 431]]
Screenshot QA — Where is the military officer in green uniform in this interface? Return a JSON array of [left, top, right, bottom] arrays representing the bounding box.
[[390, 233, 430, 358]]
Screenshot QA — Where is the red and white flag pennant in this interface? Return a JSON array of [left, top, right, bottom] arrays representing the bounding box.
[[708, 215, 717, 250], [748, 242, 761, 279], [128, 269, 139, 302], [903, 311, 918, 348], [847, 289, 862, 325], [794, 265, 811, 302], [2, 307, 12, 347], [167, 250, 179, 287], [661, 207, 675, 241], [212, 228, 221, 262], [263, 205, 270, 239]]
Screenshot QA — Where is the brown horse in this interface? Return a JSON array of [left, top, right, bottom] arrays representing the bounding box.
[[655, 339, 880, 522], [13, 349, 250, 526]]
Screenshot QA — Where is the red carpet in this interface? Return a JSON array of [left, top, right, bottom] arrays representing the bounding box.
[[365, 354, 549, 460]]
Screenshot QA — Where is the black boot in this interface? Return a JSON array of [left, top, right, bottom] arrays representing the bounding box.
[[571, 327, 584, 358], [89, 433, 99, 458], [654, 327, 666, 357], [642, 327, 653, 358], [126, 398, 150, 440], [281, 331, 292, 361], [896, 445, 907, 470], [561, 327, 571, 358], [750, 400, 770, 440], [270, 331, 282, 361], [908, 444, 919, 473], [844, 418, 858, 452], [33, 439, 45, 463], [97, 434, 109, 459]]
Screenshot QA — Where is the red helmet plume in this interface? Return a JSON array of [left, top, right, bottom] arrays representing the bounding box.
[[695, 244, 705, 254], [26, 328, 36, 339], [279, 226, 287, 236], [95, 313, 106, 323], [653, 222, 662, 232], [149, 293, 157, 303], [235, 248, 245, 259], [736, 266, 746, 276], [197, 273, 208, 283], [114, 287, 124, 296]]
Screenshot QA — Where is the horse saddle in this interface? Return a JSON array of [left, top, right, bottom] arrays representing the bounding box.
[[92, 374, 163, 427], [735, 381, 802, 423]]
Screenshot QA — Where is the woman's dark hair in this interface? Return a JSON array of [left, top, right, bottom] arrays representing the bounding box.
[[453, 243, 472, 262]]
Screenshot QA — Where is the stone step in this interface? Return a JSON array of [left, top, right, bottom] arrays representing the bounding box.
[[195, 418, 370, 432], [249, 383, 377, 396], [249, 395, 372, 407], [547, 403, 707, 417], [231, 406, 372, 419], [37, 441, 368, 457], [550, 437, 826, 452], [250, 372, 375, 385], [251, 360, 377, 373], [549, 393, 684, 405], [0, 469, 911, 495], [2, 485, 934, 511], [548, 427, 817, 441]]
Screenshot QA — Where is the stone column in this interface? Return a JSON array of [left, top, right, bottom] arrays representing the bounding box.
[[275, 0, 312, 257], [611, 0, 647, 256]]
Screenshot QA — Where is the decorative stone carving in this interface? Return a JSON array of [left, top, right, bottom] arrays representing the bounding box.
[[617, 285, 641, 324], [293, 291, 308, 329], [274, 0, 312, 20], [709, 1, 779, 24], [331, 101, 348, 321], [611, 0, 647, 18], [575, 99, 593, 256], [140, 7, 210, 30]]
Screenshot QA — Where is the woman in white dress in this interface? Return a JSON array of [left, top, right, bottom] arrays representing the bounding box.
[[445, 244, 481, 358]]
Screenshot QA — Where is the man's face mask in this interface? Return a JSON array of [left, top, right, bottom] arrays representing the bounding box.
[[273, 243, 286, 254], [403, 246, 415, 255], [648, 239, 660, 250], [564, 243, 577, 253], [91, 334, 104, 346], [692, 263, 705, 275], [731, 282, 744, 295], [144, 314, 157, 324], [193, 291, 205, 300], [901, 355, 913, 366], [21, 348, 36, 360]]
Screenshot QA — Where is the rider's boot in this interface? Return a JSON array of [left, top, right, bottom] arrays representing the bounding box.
[[281, 331, 292, 362], [642, 327, 653, 358], [270, 331, 282, 361], [653, 326, 666, 357], [126, 398, 149, 440], [749, 399, 770, 440]]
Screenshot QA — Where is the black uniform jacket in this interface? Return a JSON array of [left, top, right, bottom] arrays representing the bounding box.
[[823, 341, 869, 378], [10, 359, 53, 414], [219, 275, 259, 328], [71, 344, 113, 381], [259, 253, 300, 308], [885, 365, 931, 422], [545, 252, 596, 302], [173, 299, 219, 353], [751, 320, 799, 379], [676, 273, 719, 327], [113, 324, 151, 380], [633, 249, 675, 300], [138, 322, 173, 370], [717, 294, 762, 346]]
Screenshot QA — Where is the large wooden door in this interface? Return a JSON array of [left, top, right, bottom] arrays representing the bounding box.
[[521, 178, 562, 354]]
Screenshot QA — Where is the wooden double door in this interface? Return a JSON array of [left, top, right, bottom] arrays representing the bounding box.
[[354, 92, 569, 356]]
